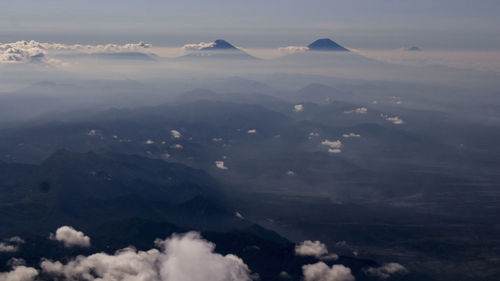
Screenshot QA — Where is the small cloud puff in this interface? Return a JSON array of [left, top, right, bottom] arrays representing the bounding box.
[[235, 212, 244, 220], [286, 170, 296, 176], [294, 104, 304, 112], [247, 129, 257, 134], [170, 130, 182, 139], [215, 161, 229, 170], [364, 263, 408, 279], [321, 140, 342, 153], [0, 236, 26, 253], [342, 133, 360, 138], [278, 46, 310, 54], [50, 226, 91, 248], [380, 114, 404, 124], [344, 107, 368, 114], [295, 240, 328, 258], [302, 262, 354, 281]]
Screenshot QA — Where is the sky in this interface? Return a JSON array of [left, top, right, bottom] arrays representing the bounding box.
[[1, 0, 500, 50]]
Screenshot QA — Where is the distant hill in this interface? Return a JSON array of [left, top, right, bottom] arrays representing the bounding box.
[[308, 38, 349, 52]]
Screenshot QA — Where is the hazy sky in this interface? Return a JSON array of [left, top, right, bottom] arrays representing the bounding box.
[[1, 0, 500, 49]]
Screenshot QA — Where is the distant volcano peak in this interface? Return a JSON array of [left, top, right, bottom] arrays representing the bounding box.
[[308, 38, 349, 52], [201, 40, 237, 50]]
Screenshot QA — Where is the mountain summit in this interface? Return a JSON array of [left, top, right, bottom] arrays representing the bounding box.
[[201, 39, 238, 50], [308, 38, 349, 52]]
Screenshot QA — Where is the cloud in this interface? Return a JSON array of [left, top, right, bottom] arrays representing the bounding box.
[[286, 170, 296, 176], [0, 237, 26, 253], [294, 104, 304, 112], [295, 240, 338, 261], [235, 212, 244, 219], [171, 144, 183, 149], [321, 140, 342, 153], [182, 42, 216, 51], [171, 130, 182, 139], [215, 161, 229, 170], [380, 114, 404, 124], [278, 46, 310, 54], [302, 262, 354, 281], [342, 133, 360, 138], [0, 40, 152, 64], [247, 129, 257, 134], [212, 138, 224, 142], [295, 241, 328, 258], [364, 263, 408, 279], [0, 266, 38, 281], [49, 226, 91, 248], [344, 107, 368, 114], [145, 139, 155, 145], [41, 232, 251, 281]]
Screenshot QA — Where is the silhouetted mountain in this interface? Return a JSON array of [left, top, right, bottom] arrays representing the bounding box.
[[181, 39, 257, 60], [308, 38, 349, 51], [200, 39, 238, 50]]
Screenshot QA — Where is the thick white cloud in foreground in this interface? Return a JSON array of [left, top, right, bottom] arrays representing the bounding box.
[[0, 266, 38, 281], [41, 232, 251, 281], [50, 226, 91, 248], [380, 114, 404, 125], [278, 46, 310, 54], [171, 130, 182, 139], [365, 263, 407, 279], [215, 161, 229, 170], [302, 262, 354, 281]]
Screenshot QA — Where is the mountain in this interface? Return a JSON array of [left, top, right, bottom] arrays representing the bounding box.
[[308, 38, 349, 52], [181, 39, 257, 60]]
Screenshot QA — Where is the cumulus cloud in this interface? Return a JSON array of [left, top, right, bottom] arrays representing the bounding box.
[[344, 107, 368, 114], [215, 161, 229, 170], [302, 262, 354, 281], [212, 138, 224, 142], [145, 139, 155, 145], [182, 42, 217, 51], [286, 170, 296, 176], [342, 133, 360, 138], [278, 46, 310, 54], [380, 114, 404, 124], [295, 241, 328, 258], [171, 144, 183, 149], [0, 266, 38, 281], [235, 212, 244, 220], [41, 232, 251, 281], [171, 130, 182, 139], [294, 104, 304, 112], [321, 140, 342, 153], [50, 226, 91, 248], [0, 40, 152, 64], [247, 129, 257, 134], [364, 263, 408, 279], [0, 237, 26, 253]]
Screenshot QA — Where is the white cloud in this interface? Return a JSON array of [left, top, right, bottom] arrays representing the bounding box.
[[295, 241, 328, 258], [380, 114, 404, 124], [235, 212, 244, 220], [286, 170, 296, 176], [171, 130, 182, 139], [302, 262, 354, 281], [41, 232, 251, 281], [247, 129, 257, 134], [182, 42, 216, 51], [344, 107, 368, 114], [0, 243, 17, 253], [321, 140, 342, 153], [0, 40, 152, 64], [145, 139, 155, 145], [364, 263, 407, 279], [212, 138, 224, 142], [342, 133, 360, 138], [294, 104, 304, 112], [171, 144, 183, 149], [50, 226, 91, 248], [215, 161, 229, 170], [0, 266, 38, 281], [279, 271, 292, 279], [278, 46, 310, 54], [0, 237, 26, 253]]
